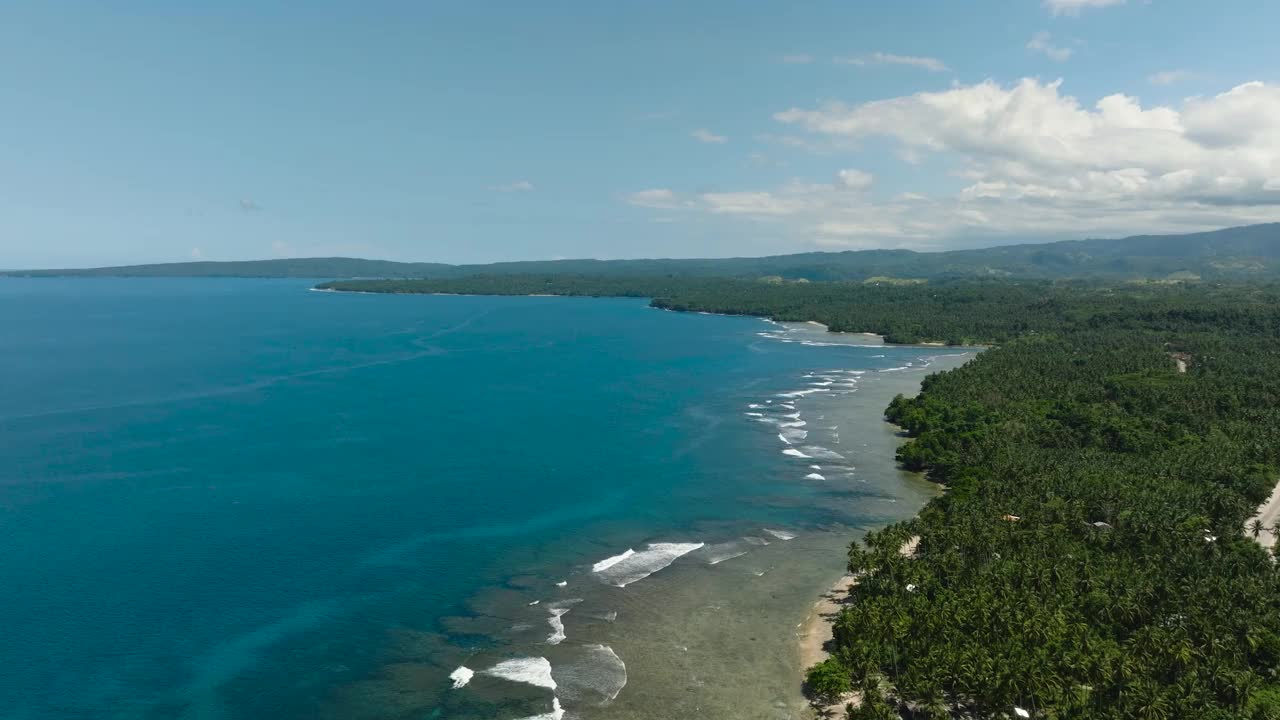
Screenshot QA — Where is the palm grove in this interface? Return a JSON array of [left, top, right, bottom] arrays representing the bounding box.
[[324, 276, 1280, 719]]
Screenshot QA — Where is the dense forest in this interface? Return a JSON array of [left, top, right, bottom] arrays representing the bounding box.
[[325, 275, 1280, 719], [12, 222, 1280, 281]]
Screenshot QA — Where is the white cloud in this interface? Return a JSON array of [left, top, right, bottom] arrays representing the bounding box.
[[836, 169, 874, 191], [1026, 32, 1073, 62], [781, 54, 815, 65], [625, 188, 686, 209], [1044, 0, 1125, 16], [1149, 70, 1192, 86], [491, 180, 535, 192], [628, 79, 1280, 249], [835, 52, 949, 73], [189, 247, 205, 260], [691, 128, 728, 144]]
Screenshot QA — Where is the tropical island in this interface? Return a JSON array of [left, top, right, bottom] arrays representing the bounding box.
[[316, 274, 1280, 719]]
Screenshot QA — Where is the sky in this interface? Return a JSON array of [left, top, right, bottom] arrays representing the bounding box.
[[3, 0, 1280, 267]]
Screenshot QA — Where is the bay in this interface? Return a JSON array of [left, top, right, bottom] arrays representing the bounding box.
[[0, 278, 971, 719]]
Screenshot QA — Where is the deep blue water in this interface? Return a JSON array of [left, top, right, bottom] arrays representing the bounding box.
[[0, 279, 945, 720]]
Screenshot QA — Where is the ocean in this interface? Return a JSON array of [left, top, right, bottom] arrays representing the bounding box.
[[0, 278, 972, 720]]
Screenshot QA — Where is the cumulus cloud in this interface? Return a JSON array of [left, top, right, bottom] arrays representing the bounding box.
[[1026, 32, 1073, 62], [691, 128, 729, 144], [626, 79, 1280, 249], [835, 52, 949, 73], [1044, 0, 1125, 16], [491, 180, 535, 192]]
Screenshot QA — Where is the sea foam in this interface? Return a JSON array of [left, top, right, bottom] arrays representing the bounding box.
[[591, 543, 704, 587], [555, 644, 628, 705], [782, 448, 810, 459], [449, 666, 474, 689], [804, 472, 826, 480], [484, 657, 557, 690], [764, 528, 797, 541]]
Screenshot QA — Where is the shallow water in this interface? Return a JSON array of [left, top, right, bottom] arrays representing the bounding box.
[[0, 279, 972, 720]]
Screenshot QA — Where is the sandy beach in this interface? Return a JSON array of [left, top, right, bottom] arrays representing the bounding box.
[[1249, 480, 1280, 549]]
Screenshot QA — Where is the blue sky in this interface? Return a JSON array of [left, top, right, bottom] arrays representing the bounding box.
[[3, 0, 1279, 267]]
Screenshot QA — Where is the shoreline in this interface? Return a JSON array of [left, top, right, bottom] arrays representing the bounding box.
[[1249, 479, 1280, 549], [318, 286, 978, 350]]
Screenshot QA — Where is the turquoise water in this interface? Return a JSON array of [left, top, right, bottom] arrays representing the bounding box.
[[0, 279, 968, 720]]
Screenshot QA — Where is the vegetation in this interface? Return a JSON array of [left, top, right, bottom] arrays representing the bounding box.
[[326, 274, 1280, 718], [11, 222, 1280, 281]]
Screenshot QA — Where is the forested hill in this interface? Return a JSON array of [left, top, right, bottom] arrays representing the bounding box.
[[9, 222, 1280, 281]]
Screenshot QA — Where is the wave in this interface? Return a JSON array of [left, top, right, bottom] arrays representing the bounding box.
[[800, 446, 845, 460], [515, 697, 565, 720], [449, 666, 474, 689], [545, 600, 581, 645], [777, 388, 831, 398], [702, 541, 749, 565], [804, 472, 826, 481], [744, 412, 764, 417], [554, 644, 628, 706], [484, 656, 557, 690], [742, 536, 771, 546], [780, 429, 808, 443], [748, 403, 764, 409], [591, 543, 704, 587], [782, 448, 810, 459], [591, 549, 635, 573], [810, 464, 822, 470], [764, 528, 797, 541], [555, 580, 567, 587], [779, 420, 806, 428], [547, 612, 567, 645]]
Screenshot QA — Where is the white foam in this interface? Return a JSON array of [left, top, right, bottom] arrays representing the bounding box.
[[591, 543, 704, 587], [810, 381, 833, 387], [782, 448, 810, 459], [779, 403, 796, 410], [780, 429, 808, 443], [745, 412, 764, 418], [809, 465, 822, 470], [484, 657, 557, 690], [779, 420, 806, 428], [545, 600, 581, 645], [515, 697, 565, 720], [748, 404, 764, 409], [783, 412, 802, 419], [555, 580, 567, 587], [554, 644, 628, 705], [801, 446, 845, 460], [547, 611, 567, 645], [703, 541, 749, 565], [591, 549, 635, 573], [449, 666, 474, 689], [777, 388, 830, 398], [743, 536, 770, 546], [764, 529, 797, 541], [804, 473, 826, 481]]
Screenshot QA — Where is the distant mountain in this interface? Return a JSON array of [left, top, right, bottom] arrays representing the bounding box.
[[8, 223, 1280, 281]]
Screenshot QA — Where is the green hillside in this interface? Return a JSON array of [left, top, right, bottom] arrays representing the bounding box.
[[7, 222, 1280, 281]]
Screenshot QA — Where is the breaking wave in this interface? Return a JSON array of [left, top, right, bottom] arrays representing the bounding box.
[[449, 666, 474, 689], [554, 644, 628, 706], [484, 657, 557, 690], [591, 543, 704, 587]]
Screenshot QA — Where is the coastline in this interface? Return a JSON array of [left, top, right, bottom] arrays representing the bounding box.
[[1249, 479, 1280, 549]]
